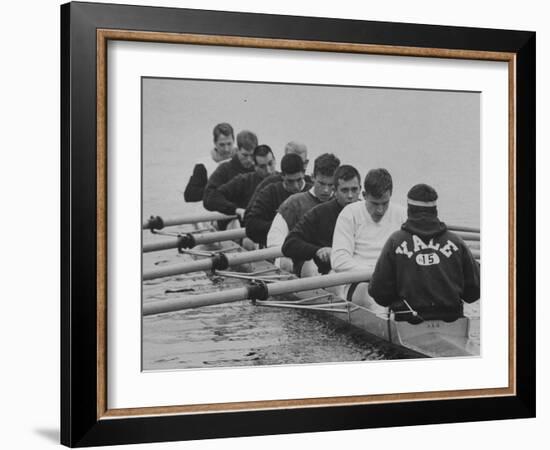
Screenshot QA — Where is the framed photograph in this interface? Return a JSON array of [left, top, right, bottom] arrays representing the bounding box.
[[61, 1, 535, 447]]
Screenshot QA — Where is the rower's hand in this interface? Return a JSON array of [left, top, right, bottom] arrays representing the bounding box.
[[315, 247, 332, 264], [235, 208, 246, 221]]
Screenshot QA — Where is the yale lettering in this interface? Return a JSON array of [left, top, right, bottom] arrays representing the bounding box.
[[412, 235, 428, 252], [440, 240, 459, 257], [395, 241, 413, 258], [427, 239, 440, 250], [395, 235, 460, 260]]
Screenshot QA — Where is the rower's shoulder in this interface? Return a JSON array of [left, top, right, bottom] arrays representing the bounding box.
[[309, 198, 338, 214], [209, 158, 231, 174], [281, 191, 308, 206], [257, 173, 281, 188], [253, 179, 282, 203], [341, 200, 363, 215]]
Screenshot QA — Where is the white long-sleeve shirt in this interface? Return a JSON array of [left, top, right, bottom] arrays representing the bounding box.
[[331, 201, 406, 273], [266, 212, 289, 248]]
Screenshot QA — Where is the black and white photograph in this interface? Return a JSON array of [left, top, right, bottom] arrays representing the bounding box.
[[53, 0, 537, 448], [141, 77, 481, 370]]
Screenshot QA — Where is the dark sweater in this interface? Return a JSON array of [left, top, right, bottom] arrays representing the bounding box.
[[246, 173, 282, 208], [245, 180, 312, 246], [202, 155, 253, 206], [282, 198, 343, 274], [183, 163, 208, 202], [203, 171, 264, 215], [247, 173, 313, 209], [278, 191, 322, 232], [184, 149, 231, 202], [368, 212, 480, 322]]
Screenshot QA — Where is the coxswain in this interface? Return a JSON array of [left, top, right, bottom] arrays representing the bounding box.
[[368, 183, 480, 323]]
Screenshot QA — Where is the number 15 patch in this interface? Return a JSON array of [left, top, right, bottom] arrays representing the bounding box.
[[415, 252, 441, 266]]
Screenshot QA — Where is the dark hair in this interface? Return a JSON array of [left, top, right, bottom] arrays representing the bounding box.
[[280, 153, 304, 175], [313, 153, 340, 177], [364, 168, 393, 197], [333, 165, 361, 188], [408, 183, 438, 202], [253, 145, 274, 163], [212, 123, 234, 142], [236, 130, 258, 151], [407, 183, 438, 217]]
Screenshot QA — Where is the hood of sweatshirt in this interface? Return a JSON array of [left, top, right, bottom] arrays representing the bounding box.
[[401, 210, 447, 238]]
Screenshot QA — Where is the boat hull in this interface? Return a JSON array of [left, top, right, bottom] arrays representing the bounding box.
[[151, 239, 480, 359], [252, 277, 479, 359]]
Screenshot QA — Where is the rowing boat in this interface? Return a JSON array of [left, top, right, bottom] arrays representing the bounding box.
[[142, 214, 480, 359]]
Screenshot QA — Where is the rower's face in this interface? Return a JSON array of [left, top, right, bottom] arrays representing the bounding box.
[[335, 177, 361, 207], [236, 147, 255, 169], [254, 153, 276, 178], [364, 190, 391, 222], [313, 174, 335, 202], [214, 134, 234, 155], [282, 172, 305, 194]]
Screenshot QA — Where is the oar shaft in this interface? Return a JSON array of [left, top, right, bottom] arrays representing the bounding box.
[[448, 225, 480, 234], [143, 212, 237, 230], [143, 246, 283, 280], [268, 270, 371, 296], [143, 286, 250, 316], [454, 231, 480, 241], [143, 228, 246, 253], [143, 270, 371, 316]]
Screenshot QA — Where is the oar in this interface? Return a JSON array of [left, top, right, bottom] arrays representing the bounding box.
[[453, 231, 480, 241], [143, 228, 246, 253], [143, 246, 283, 280], [448, 225, 480, 234], [143, 270, 371, 316], [143, 211, 237, 230]]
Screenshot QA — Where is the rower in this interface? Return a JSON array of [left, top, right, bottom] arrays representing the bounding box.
[[282, 165, 361, 276], [331, 168, 406, 312], [203, 145, 276, 222], [183, 122, 236, 202], [245, 153, 312, 247], [368, 184, 480, 323], [202, 130, 258, 229], [246, 141, 311, 209], [267, 153, 340, 270]]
